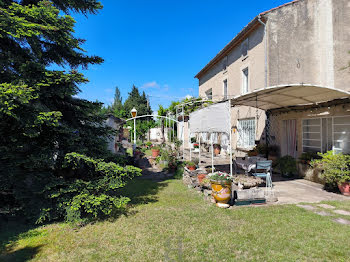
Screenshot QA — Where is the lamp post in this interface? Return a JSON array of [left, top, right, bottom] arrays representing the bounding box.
[[131, 108, 137, 149]]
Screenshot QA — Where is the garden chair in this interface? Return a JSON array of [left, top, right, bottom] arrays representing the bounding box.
[[252, 160, 273, 195]]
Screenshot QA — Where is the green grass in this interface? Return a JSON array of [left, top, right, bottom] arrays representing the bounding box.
[[1, 179, 350, 261]]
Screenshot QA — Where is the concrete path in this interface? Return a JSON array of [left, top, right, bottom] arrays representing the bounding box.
[[273, 179, 349, 204]]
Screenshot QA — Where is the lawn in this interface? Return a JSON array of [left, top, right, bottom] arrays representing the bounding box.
[[1, 178, 350, 261]]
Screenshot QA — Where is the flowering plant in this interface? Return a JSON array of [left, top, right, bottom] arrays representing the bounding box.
[[208, 171, 233, 182], [193, 143, 199, 149]]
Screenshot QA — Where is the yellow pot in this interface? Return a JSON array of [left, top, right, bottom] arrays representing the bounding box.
[[211, 180, 232, 204]]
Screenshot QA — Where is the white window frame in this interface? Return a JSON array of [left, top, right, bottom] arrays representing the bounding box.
[[223, 79, 228, 100], [302, 115, 350, 154], [241, 67, 249, 94], [205, 88, 212, 101], [241, 38, 249, 57], [237, 118, 256, 149]]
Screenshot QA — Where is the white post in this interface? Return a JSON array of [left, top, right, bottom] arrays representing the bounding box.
[[199, 133, 201, 165], [182, 105, 185, 160], [211, 133, 214, 172], [189, 128, 192, 161], [133, 118, 136, 149], [229, 100, 233, 177], [165, 116, 167, 142]]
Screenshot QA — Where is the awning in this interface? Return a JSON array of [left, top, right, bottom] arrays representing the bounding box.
[[230, 84, 350, 110], [189, 101, 231, 134]]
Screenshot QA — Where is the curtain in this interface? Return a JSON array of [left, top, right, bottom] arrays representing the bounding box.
[[283, 119, 297, 158]]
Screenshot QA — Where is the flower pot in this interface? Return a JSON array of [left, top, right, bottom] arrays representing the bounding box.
[[338, 182, 350, 196], [197, 174, 207, 183], [151, 149, 160, 157], [211, 180, 231, 204], [214, 147, 221, 156], [187, 165, 196, 171]]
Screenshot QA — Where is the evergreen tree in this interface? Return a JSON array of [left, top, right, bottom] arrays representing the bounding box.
[[0, 1, 140, 222]]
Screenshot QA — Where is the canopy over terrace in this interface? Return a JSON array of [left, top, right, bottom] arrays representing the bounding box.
[[230, 84, 350, 110]]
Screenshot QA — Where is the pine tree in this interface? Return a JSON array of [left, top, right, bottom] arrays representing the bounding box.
[[0, 1, 139, 222]]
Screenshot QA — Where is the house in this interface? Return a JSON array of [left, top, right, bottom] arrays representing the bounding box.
[[195, 0, 350, 158], [105, 115, 125, 154]]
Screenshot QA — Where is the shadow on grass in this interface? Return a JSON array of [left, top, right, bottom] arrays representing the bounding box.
[[121, 178, 169, 207], [0, 245, 43, 262], [0, 221, 43, 262]]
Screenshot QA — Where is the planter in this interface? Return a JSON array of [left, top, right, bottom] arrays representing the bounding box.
[[197, 174, 207, 184], [213, 144, 221, 156], [211, 180, 231, 205], [338, 182, 350, 196], [187, 165, 196, 171], [151, 149, 160, 157]]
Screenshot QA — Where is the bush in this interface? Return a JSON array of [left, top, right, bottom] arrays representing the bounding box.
[[186, 161, 196, 167], [299, 152, 321, 163], [278, 155, 297, 177], [311, 151, 350, 188], [37, 153, 142, 224]]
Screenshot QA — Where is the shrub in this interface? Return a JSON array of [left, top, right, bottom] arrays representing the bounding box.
[[186, 161, 196, 167], [208, 171, 233, 182], [278, 155, 297, 177], [37, 153, 142, 224], [299, 152, 321, 163], [151, 145, 161, 151], [311, 151, 350, 186]]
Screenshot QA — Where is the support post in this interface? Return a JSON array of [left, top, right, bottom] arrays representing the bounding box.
[[189, 128, 192, 161], [133, 118, 136, 150], [229, 100, 233, 177], [211, 134, 214, 172], [199, 133, 201, 165], [182, 105, 185, 160]]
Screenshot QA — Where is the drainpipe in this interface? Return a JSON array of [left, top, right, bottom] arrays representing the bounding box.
[[258, 15, 268, 88]]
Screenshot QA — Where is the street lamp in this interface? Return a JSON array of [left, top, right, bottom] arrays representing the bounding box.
[[131, 108, 137, 149]]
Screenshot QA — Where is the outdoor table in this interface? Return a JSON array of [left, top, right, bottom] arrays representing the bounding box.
[[235, 156, 267, 174]]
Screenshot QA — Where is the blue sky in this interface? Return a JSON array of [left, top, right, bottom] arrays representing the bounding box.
[[73, 0, 290, 110]]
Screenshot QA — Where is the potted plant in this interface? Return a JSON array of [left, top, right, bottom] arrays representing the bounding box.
[[197, 173, 207, 183], [151, 145, 161, 157], [278, 155, 297, 178], [213, 144, 221, 156], [311, 151, 350, 196], [186, 161, 196, 171], [248, 148, 258, 157], [208, 171, 233, 207]]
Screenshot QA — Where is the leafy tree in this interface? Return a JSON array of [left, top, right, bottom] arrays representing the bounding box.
[[0, 0, 140, 223]]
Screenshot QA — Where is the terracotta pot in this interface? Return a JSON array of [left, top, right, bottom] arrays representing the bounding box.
[[214, 147, 221, 156], [338, 182, 350, 196], [211, 180, 232, 204], [187, 165, 196, 171], [197, 174, 207, 183], [151, 149, 160, 157]]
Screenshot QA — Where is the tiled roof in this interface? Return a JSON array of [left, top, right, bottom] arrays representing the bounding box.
[[194, 0, 302, 79]]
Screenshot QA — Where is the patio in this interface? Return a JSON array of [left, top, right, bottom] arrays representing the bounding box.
[[184, 149, 349, 205]]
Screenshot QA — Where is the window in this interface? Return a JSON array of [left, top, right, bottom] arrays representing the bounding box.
[[223, 56, 228, 71], [205, 88, 212, 100], [242, 68, 249, 94], [223, 80, 228, 100], [237, 118, 255, 148], [302, 116, 350, 154], [241, 38, 249, 57]]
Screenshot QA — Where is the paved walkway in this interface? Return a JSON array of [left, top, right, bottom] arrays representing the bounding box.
[[273, 179, 349, 205]]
